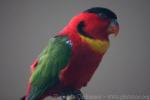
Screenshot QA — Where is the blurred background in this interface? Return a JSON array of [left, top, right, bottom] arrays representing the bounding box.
[[0, 0, 150, 100]]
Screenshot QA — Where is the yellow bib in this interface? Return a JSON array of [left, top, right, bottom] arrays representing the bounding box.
[[80, 35, 109, 54]]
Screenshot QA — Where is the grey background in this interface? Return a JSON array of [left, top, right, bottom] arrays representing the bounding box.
[[0, 0, 150, 100]]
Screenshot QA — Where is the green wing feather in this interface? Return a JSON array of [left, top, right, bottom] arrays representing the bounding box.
[[28, 36, 72, 100]]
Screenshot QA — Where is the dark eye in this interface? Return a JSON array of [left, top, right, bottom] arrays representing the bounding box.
[[98, 13, 108, 20]]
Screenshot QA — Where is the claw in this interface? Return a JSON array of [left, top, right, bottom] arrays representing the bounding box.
[[61, 89, 85, 100]]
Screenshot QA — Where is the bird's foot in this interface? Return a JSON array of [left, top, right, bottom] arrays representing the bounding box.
[[60, 89, 85, 100]]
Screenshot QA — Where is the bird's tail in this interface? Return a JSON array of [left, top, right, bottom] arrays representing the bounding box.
[[20, 96, 26, 100], [21, 82, 32, 100]]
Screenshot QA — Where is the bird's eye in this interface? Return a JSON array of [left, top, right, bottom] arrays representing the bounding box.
[[98, 13, 108, 20]]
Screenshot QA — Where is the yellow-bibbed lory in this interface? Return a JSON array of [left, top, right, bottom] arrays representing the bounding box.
[[21, 7, 119, 100]]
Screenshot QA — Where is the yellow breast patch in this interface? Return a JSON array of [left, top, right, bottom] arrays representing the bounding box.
[[80, 35, 109, 54]]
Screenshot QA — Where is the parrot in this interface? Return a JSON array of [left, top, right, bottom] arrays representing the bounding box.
[[21, 7, 119, 100]]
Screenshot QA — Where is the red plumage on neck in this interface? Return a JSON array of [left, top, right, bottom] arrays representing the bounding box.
[[55, 12, 110, 90]]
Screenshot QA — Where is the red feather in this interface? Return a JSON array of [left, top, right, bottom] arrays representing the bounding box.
[[59, 32, 104, 89]]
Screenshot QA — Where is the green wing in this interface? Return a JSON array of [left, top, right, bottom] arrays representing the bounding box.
[[28, 36, 72, 100]]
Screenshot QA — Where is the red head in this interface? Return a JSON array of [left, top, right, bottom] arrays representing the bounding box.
[[60, 7, 119, 40]]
